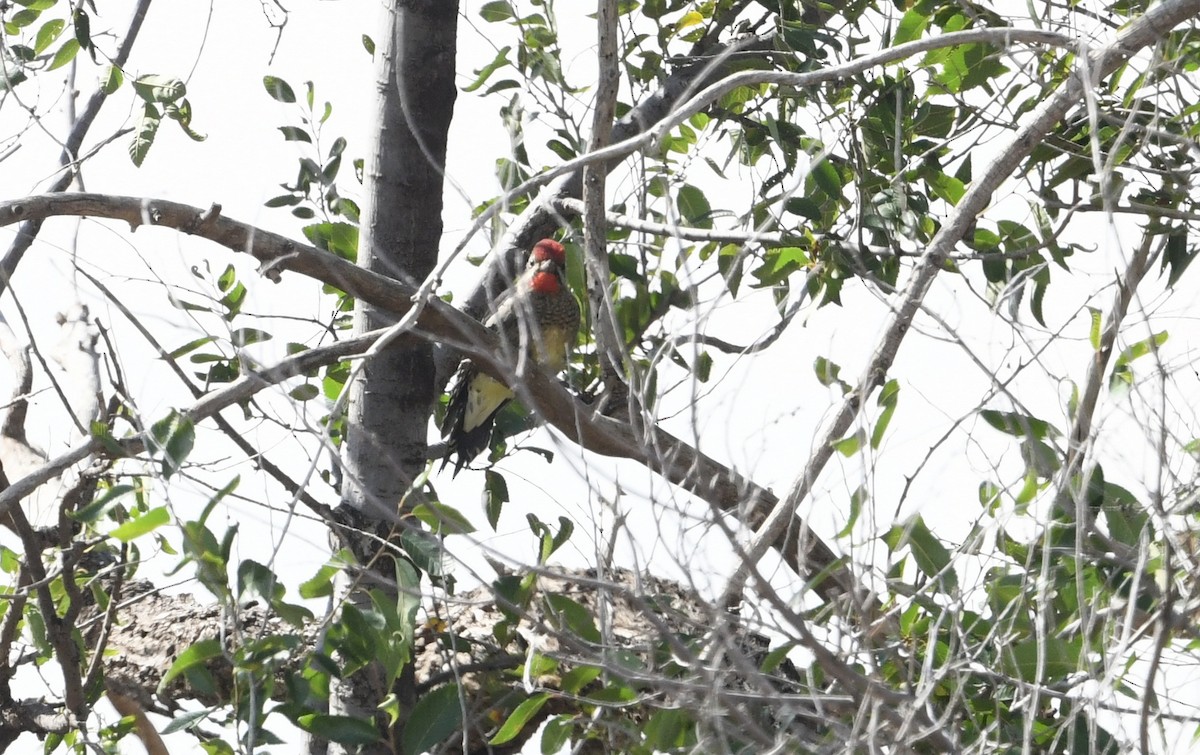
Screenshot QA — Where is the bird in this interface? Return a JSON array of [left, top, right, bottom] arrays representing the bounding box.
[[440, 238, 581, 476]]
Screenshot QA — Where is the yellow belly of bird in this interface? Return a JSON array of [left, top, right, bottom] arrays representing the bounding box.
[[536, 326, 571, 371], [463, 375, 514, 433], [462, 326, 572, 433]]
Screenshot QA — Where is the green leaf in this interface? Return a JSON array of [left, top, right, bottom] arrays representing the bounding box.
[[299, 555, 346, 599], [71, 484, 135, 523], [751, 246, 808, 287], [1003, 637, 1084, 682], [160, 707, 215, 735], [33, 18, 65, 55], [277, 126, 311, 143], [129, 103, 160, 167], [835, 486, 866, 538], [479, 0, 515, 22], [159, 638, 223, 691], [490, 693, 551, 745], [412, 502, 476, 534], [401, 684, 463, 755], [132, 75, 186, 103], [560, 665, 601, 695], [71, 8, 91, 52], [362, 35, 375, 55], [1160, 228, 1194, 287], [979, 409, 1059, 440], [811, 159, 842, 198], [150, 411, 195, 478], [540, 716, 572, 755], [484, 469, 508, 530], [109, 506, 169, 542], [263, 75, 296, 103], [231, 327, 273, 347], [871, 379, 900, 449], [289, 383, 319, 401], [463, 46, 511, 92], [1114, 330, 1167, 369], [892, 8, 928, 45], [906, 517, 956, 588], [1087, 307, 1102, 351], [544, 594, 600, 643], [302, 221, 359, 261], [46, 38, 80, 71], [298, 714, 379, 746], [168, 336, 216, 360], [832, 431, 862, 457], [978, 481, 1002, 512], [676, 184, 712, 228], [813, 356, 849, 393], [695, 351, 712, 383]]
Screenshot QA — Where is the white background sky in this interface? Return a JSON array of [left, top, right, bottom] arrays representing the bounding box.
[[3, 0, 1200, 752]]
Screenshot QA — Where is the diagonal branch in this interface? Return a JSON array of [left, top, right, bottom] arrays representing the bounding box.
[[0, 193, 854, 602]]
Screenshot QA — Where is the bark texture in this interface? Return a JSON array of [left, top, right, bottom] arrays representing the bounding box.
[[330, 1, 458, 751]]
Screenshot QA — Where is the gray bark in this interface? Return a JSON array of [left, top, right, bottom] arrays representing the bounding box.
[[328, 0, 458, 752]]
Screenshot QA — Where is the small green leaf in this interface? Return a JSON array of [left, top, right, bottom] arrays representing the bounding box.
[[277, 126, 312, 142], [168, 336, 216, 360], [46, 38, 80, 71], [811, 159, 842, 198], [813, 356, 849, 392], [160, 707, 215, 735], [1003, 637, 1083, 682], [980, 409, 1059, 440], [892, 8, 928, 45], [132, 75, 186, 103], [33, 18, 65, 54], [832, 431, 862, 457], [695, 351, 712, 383], [412, 502, 476, 534], [129, 103, 160, 167], [676, 184, 712, 228], [299, 560, 341, 599], [871, 379, 900, 449], [540, 716, 572, 755], [978, 481, 1002, 512], [231, 327, 273, 347], [463, 46, 511, 92], [884, 516, 957, 589], [71, 8, 91, 52], [289, 383, 319, 401], [544, 595, 600, 643], [1114, 330, 1168, 369], [484, 469, 508, 530], [263, 75, 296, 103], [362, 35, 375, 55], [297, 715, 379, 746], [479, 0, 515, 22], [1087, 307, 1102, 351], [71, 485, 135, 523], [490, 693, 551, 745], [159, 639, 223, 691], [401, 684, 463, 755], [109, 506, 169, 542]]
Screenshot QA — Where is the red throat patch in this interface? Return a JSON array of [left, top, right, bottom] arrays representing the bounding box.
[[530, 271, 561, 293]]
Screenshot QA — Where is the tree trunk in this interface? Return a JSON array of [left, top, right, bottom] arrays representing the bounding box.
[[325, 1, 457, 752]]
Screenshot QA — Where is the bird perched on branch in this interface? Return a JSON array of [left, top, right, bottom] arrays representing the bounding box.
[[440, 239, 581, 476]]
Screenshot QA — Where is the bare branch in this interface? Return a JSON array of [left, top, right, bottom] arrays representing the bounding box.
[[0, 193, 854, 603]]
